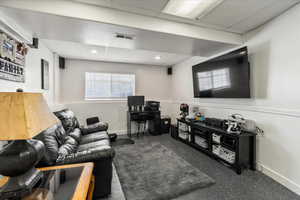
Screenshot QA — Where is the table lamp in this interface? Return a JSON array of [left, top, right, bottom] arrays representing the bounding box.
[[0, 92, 59, 198]]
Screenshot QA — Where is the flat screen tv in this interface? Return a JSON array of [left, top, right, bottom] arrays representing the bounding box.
[[192, 47, 250, 98]]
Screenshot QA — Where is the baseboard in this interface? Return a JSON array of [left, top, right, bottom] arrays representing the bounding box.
[[257, 162, 300, 195]]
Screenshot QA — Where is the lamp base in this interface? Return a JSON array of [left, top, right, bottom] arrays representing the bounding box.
[[0, 168, 43, 200], [0, 139, 45, 200]]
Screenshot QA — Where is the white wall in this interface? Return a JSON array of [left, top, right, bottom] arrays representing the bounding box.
[[60, 59, 172, 133], [0, 42, 55, 104], [0, 41, 57, 149], [170, 4, 300, 195]]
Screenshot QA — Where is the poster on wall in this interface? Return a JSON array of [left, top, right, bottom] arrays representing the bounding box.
[[0, 31, 27, 83], [41, 59, 49, 90], [0, 57, 25, 82]]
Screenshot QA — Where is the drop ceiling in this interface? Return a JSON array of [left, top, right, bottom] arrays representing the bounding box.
[[72, 0, 300, 33], [0, 7, 236, 66], [43, 39, 191, 66], [1, 0, 299, 66]]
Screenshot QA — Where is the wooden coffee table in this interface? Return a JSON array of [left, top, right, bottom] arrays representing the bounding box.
[[0, 162, 94, 200]]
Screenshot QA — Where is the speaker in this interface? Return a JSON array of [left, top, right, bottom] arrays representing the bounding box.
[[171, 125, 178, 139], [59, 57, 65, 69], [27, 38, 38, 48], [167, 67, 172, 75], [32, 38, 38, 49], [160, 117, 171, 134]]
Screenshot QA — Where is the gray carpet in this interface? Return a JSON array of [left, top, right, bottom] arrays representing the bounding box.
[[114, 141, 215, 200], [142, 134, 300, 200]]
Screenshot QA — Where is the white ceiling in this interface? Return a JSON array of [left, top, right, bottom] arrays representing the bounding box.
[[72, 0, 300, 33], [0, 7, 236, 66], [1, 0, 299, 66], [43, 39, 191, 66], [0, 7, 235, 56]]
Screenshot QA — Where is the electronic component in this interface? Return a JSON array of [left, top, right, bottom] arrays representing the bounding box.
[[194, 135, 208, 149], [180, 104, 189, 119], [212, 133, 221, 143], [145, 101, 160, 111], [212, 145, 236, 164]]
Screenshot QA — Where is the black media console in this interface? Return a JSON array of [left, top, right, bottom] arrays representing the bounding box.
[[172, 118, 256, 174]]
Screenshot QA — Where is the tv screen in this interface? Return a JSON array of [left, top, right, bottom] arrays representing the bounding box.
[[192, 47, 250, 98]]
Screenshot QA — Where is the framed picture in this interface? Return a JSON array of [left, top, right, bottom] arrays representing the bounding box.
[[0, 58, 25, 82], [41, 59, 49, 90]]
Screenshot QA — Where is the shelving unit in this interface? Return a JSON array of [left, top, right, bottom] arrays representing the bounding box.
[[174, 118, 256, 174]]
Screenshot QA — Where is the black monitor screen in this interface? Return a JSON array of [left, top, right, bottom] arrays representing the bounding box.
[[127, 96, 145, 106], [192, 47, 250, 98]]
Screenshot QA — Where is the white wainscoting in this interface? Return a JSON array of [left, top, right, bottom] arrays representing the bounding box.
[[170, 101, 300, 195]]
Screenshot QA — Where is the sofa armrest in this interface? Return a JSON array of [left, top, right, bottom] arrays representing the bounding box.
[[80, 122, 109, 135], [86, 117, 100, 125], [56, 146, 115, 165]]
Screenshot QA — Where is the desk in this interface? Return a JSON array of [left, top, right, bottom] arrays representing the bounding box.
[[127, 110, 161, 137], [0, 163, 94, 200]]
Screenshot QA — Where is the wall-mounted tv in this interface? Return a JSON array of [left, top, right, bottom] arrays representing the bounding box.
[[192, 47, 250, 98]]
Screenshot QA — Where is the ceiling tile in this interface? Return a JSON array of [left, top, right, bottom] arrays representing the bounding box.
[[1, 7, 236, 57], [112, 0, 168, 11], [43, 39, 191, 66], [73, 0, 112, 7], [70, 0, 300, 34], [198, 0, 276, 28], [229, 0, 300, 33]]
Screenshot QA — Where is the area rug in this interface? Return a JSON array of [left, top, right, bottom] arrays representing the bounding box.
[[113, 142, 215, 200]]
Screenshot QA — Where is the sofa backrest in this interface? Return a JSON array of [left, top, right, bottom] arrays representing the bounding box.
[[54, 109, 80, 134], [35, 109, 84, 166], [36, 109, 83, 166], [35, 122, 67, 166]]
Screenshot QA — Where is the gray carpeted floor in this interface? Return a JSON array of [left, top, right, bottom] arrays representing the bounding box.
[[114, 141, 215, 200], [112, 134, 300, 200]]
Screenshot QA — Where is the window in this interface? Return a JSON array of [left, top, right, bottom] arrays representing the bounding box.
[[197, 68, 230, 91], [85, 72, 135, 100]]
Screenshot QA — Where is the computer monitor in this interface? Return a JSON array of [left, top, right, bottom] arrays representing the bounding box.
[[127, 96, 145, 107]]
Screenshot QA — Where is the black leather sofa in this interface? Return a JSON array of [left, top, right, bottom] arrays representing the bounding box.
[[35, 109, 115, 198]]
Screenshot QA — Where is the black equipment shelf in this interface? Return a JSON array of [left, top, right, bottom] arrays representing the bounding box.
[[190, 142, 210, 153], [173, 118, 257, 174], [219, 143, 236, 152]]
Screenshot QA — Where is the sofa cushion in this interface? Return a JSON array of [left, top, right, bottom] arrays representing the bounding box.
[[69, 128, 82, 143], [81, 122, 109, 135], [80, 131, 109, 145], [55, 122, 67, 145], [78, 139, 110, 152], [54, 109, 80, 133], [87, 121, 108, 130], [58, 136, 78, 156], [35, 124, 60, 165], [56, 145, 115, 165]]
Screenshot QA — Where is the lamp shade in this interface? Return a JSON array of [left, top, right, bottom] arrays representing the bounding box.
[[0, 92, 59, 140]]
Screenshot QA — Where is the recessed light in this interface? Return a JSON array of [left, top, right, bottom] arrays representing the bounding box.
[[163, 0, 224, 19], [91, 49, 98, 54], [155, 55, 161, 60]]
